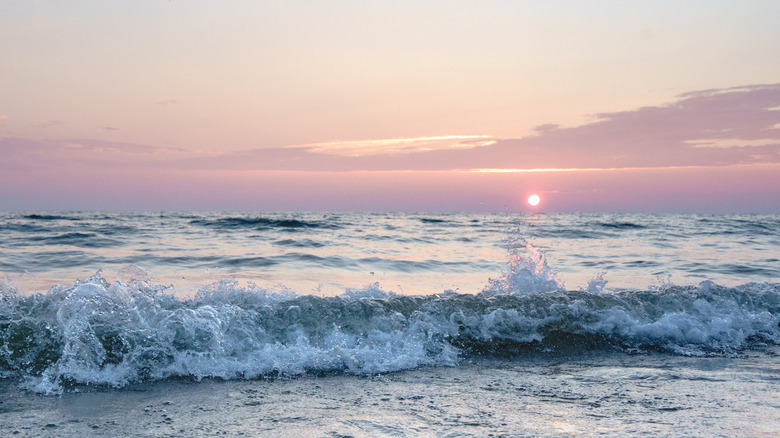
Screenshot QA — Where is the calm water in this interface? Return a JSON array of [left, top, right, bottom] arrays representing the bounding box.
[[1, 212, 778, 435], [2, 212, 779, 295]]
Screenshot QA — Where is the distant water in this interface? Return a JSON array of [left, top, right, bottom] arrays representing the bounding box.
[[1, 212, 778, 435], [3, 212, 779, 295]]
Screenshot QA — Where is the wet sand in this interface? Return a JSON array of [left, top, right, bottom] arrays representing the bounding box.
[[2, 350, 779, 437]]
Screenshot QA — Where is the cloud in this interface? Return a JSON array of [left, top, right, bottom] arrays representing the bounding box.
[[532, 123, 560, 134], [3, 84, 780, 213], [3, 83, 780, 176], [504, 82, 780, 169], [97, 126, 122, 131], [685, 138, 780, 149], [0, 114, 8, 120], [0, 138, 189, 173], [65, 138, 187, 155], [289, 135, 496, 157], [175, 83, 780, 172]]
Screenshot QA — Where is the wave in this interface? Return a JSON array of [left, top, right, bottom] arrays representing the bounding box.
[[419, 218, 450, 224], [22, 214, 81, 221], [26, 232, 124, 249], [189, 216, 337, 231], [1, 270, 777, 394], [1, 229, 778, 394], [592, 221, 648, 230], [273, 238, 327, 248], [0, 223, 50, 233]]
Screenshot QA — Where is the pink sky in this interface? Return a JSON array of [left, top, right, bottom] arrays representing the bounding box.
[[2, 2, 780, 212], [2, 83, 779, 212]]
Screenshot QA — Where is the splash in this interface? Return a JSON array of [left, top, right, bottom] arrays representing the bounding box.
[[582, 272, 609, 294], [482, 233, 564, 296]]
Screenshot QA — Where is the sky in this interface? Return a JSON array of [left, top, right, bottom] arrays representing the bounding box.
[[2, 1, 780, 212]]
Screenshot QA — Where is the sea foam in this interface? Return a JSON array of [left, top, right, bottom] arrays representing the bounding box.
[[2, 266, 778, 394]]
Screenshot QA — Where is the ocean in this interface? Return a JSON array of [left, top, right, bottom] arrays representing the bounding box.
[[1, 212, 778, 436]]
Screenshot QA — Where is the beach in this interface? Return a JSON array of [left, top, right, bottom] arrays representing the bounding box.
[[3, 349, 779, 437]]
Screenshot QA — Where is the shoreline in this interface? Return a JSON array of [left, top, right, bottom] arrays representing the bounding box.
[[2, 350, 778, 437]]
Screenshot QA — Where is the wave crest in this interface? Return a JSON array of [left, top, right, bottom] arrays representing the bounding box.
[[1, 273, 778, 394]]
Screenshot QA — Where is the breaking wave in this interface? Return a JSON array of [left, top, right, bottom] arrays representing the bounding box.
[[2, 250, 778, 394], [189, 216, 338, 231]]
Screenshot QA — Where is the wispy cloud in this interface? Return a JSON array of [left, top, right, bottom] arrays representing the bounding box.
[[466, 164, 753, 173], [685, 138, 780, 149], [0, 138, 188, 173], [65, 138, 187, 155], [289, 135, 496, 157], [96, 126, 122, 131]]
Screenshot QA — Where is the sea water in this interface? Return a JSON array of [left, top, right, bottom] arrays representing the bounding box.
[[1, 212, 778, 436]]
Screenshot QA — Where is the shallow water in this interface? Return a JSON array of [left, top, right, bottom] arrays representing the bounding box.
[[2, 349, 778, 437]]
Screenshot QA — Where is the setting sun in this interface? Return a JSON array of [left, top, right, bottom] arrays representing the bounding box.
[[528, 194, 541, 206]]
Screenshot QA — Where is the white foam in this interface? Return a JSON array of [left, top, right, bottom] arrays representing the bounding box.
[[482, 236, 564, 296], [3, 270, 779, 395]]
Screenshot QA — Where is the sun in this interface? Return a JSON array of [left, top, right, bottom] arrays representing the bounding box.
[[527, 194, 541, 206]]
